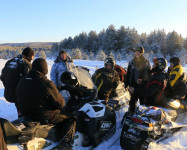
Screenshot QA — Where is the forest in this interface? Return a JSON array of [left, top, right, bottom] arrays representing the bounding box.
[[1, 25, 187, 63]]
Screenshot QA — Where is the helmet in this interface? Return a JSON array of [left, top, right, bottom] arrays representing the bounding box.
[[104, 57, 116, 69], [61, 71, 79, 86], [153, 57, 167, 72]]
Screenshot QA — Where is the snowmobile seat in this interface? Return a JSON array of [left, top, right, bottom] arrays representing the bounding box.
[[0, 117, 40, 144]]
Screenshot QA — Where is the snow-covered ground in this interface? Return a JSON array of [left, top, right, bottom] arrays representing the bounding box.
[[0, 58, 187, 150]]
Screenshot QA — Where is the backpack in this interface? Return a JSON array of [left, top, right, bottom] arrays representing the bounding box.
[[114, 64, 127, 82], [1, 55, 26, 102]]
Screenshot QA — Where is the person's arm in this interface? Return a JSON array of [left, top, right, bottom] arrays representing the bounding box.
[[134, 80, 162, 97], [46, 81, 66, 109], [125, 62, 131, 88], [50, 63, 58, 87]]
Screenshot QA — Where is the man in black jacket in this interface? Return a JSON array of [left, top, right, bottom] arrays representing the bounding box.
[[92, 57, 120, 103], [129, 58, 167, 110], [16, 58, 76, 148], [126, 46, 151, 113], [0, 47, 34, 117]]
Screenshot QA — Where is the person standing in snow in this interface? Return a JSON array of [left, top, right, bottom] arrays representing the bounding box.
[[125, 46, 151, 113], [16, 58, 76, 149], [128, 57, 167, 108], [165, 57, 187, 101], [0, 47, 34, 117], [50, 50, 75, 89], [92, 57, 120, 103]]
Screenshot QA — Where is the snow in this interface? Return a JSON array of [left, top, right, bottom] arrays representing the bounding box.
[[0, 58, 187, 150]]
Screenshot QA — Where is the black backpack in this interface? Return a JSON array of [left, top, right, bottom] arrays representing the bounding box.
[[1, 55, 27, 102]]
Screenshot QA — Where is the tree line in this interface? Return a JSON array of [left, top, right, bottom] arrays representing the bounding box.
[[51, 24, 187, 62]]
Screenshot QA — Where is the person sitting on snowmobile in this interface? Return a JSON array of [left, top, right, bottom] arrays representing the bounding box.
[[92, 56, 120, 103], [128, 57, 167, 111], [58, 70, 97, 113], [165, 57, 187, 101], [16, 58, 76, 149], [126, 46, 151, 113]]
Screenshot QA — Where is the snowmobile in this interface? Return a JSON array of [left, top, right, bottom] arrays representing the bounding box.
[[120, 98, 187, 150], [0, 100, 116, 150], [1, 66, 120, 150]]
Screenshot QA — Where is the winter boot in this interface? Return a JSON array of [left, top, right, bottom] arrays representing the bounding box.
[[82, 135, 91, 147], [58, 139, 74, 150]]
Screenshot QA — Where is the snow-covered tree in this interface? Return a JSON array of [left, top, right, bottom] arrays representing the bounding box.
[[72, 48, 82, 59], [96, 50, 106, 60], [166, 31, 183, 56], [37, 51, 46, 59]]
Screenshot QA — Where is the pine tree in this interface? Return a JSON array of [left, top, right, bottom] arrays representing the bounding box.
[[72, 48, 82, 59], [96, 50, 106, 60], [38, 51, 46, 59]]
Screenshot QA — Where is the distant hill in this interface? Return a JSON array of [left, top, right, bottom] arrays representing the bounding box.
[[0, 42, 58, 52], [0, 42, 56, 47]]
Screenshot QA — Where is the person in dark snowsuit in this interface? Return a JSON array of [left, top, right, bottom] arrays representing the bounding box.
[[0, 47, 34, 117], [92, 57, 120, 103], [129, 57, 167, 107], [59, 70, 97, 113], [165, 57, 187, 101], [16, 58, 76, 148], [50, 50, 75, 89], [126, 46, 151, 113]]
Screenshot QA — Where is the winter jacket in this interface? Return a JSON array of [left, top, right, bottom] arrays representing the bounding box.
[[134, 72, 166, 106], [0, 55, 31, 103], [61, 85, 97, 112], [92, 68, 120, 102], [50, 56, 75, 88], [16, 59, 66, 124], [165, 65, 187, 100], [125, 55, 151, 88]]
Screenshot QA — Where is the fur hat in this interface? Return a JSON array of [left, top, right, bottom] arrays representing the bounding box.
[[22, 47, 34, 61]]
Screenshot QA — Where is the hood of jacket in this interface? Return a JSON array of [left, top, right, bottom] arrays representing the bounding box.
[[31, 58, 48, 75]]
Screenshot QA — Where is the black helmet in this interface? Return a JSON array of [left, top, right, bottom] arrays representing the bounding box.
[[61, 71, 79, 86], [153, 57, 167, 72], [104, 57, 116, 69]]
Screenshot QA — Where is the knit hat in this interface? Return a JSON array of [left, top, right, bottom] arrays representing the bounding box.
[[132, 46, 144, 54], [59, 50, 67, 56], [31, 58, 48, 75], [170, 57, 181, 66], [22, 47, 34, 61]]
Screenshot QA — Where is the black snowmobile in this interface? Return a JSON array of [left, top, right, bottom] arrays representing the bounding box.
[[0, 66, 117, 150], [120, 98, 187, 150]]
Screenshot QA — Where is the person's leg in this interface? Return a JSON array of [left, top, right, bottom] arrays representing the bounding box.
[[15, 101, 22, 118], [51, 113, 76, 146], [128, 94, 138, 113]]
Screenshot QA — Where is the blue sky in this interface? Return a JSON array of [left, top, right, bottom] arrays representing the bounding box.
[[0, 0, 187, 43]]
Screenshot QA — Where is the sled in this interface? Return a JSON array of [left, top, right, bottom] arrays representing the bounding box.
[[120, 104, 187, 150]]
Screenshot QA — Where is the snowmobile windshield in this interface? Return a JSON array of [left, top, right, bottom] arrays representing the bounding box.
[[69, 66, 96, 90]]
